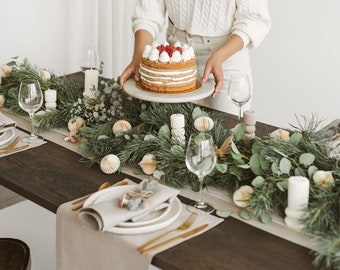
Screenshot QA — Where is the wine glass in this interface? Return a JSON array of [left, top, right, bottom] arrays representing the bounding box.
[[185, 132, 217, 213], [18, 79, 44, 144], [227, 73, 251, 122], [80, 47, 99, 72]]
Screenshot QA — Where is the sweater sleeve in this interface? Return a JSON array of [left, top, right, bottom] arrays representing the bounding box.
[[132, 0, 167, 40], [232, 0, 271, 49]]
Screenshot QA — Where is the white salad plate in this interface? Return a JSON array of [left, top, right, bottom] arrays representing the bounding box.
[[0, 128, 16, 148], [123, 78, 214, 103], [83, 185, 182, 234]]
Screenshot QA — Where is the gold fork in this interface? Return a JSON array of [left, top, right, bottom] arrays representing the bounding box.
[[137, 212, 198, 253]]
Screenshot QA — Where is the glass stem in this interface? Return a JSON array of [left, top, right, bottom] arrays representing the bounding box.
[[29, 113, 35, 137], [197, 176, 204, 204]]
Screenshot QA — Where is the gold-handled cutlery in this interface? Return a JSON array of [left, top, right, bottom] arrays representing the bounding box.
[[140, 223, 209, 255], [0, 137, 29, 155], [71, 180, 128, 211], [137, 212, 198, 253]]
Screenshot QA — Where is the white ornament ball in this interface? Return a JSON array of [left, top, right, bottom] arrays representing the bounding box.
[[112, 120, 132, 136], [100, 154, 121, 174], [194, 116, 214, 132]]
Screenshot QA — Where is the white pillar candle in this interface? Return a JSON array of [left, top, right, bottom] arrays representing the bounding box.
[[84, 69, 99, 98], [284, 176, 310, 230], [170, 114, 185, 146], [44, 89, 57, 102], [243, 110, 256, 126], [44, 89, 57, 110], [170, 114, 185, 128]]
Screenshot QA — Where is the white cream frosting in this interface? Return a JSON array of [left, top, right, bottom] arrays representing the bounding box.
[[142, 45, 152, 58], [148, 48, 160, 61], [142, 42, 195, 63], [170, 51, 181, 63], [159, 51, 170, 63]]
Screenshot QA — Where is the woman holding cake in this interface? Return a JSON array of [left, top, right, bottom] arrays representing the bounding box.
[[120, 0, 271, 114]]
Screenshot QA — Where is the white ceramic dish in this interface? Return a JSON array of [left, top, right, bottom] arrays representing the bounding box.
[[123, 78, 214, 103], [107, 197, 181, 235], [0, 128, 16, 148], [83, 185, 181, 233]]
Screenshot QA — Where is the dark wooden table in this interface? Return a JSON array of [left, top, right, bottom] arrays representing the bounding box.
[[0, 73, 315, 270]]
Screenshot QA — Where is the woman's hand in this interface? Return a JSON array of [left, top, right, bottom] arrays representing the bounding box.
[[119, 59, 141, 89], [119, 30, 153, 89], [202, 34, 244, 98], [202, 53, 224, 98]]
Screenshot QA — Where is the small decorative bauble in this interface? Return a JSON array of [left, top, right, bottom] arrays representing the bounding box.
[[233, 185, 253, 208], [138, 154, 157, 175], [194, 116, 214, 132], [313, 170, 335, 188], [68, 116, 85, 133], [270, 128, 290, 141], [112, 120, 132, 136], [0, 94, 5, 107], [100, 154, 121, 174]]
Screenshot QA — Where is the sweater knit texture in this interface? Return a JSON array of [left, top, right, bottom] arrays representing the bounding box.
[[132, 0, 271, 48]]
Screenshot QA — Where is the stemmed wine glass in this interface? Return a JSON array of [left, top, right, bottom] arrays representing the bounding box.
[[185, 132, 217, 213], [227, 73, 251, 122], [80, 47, 99, 72], [18, 79, 44, 144]]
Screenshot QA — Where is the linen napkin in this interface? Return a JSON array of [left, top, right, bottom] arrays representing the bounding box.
[[0, 112, 16, 133], [79, 180, 180, 232]]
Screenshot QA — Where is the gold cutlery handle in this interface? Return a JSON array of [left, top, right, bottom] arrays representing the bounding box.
[[137, 229, 174, 252], [141, 234, 182, 255], [141, 224, 208, 255]]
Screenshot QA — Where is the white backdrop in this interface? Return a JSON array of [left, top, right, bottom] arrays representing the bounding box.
[[1, 0, 339, 127]]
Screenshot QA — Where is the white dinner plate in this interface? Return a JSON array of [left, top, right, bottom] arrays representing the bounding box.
[[123, 78, 214, 103], [108, 197, 181, 235], [83, 185, 181, 233], [0, 128, 16, 148]]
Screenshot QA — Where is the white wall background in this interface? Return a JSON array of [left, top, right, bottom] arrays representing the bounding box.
[[1, 0, 339, 128]]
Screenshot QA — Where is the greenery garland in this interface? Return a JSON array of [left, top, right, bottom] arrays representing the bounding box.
[[1, 58, 339, 269]]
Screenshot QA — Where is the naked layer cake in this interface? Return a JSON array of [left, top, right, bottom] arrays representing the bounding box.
[[138, 42, 197, 94]]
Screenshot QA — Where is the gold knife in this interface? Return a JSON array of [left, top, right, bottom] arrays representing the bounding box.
[[1, 144, 29, 155], [141, 224, 209, 255]]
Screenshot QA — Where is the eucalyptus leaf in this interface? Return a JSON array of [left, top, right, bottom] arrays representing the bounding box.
[[279, 157, 291, 174], [240, 209, 251, 220], [294, 167, 306, 177], [158, 125, 170, 139], [273, 148, 288, 158], [308, 165, 318, 178], [299, 153, 315, 166], [231, 151, 243, 160], [231, 141, 240, 154], [215, 163, 228, 173], [233, 122, 246, 141], [289, 132, 302, 146], [276, 179, 288, 191], [144, 134, 157, 141], [252, 176, 265, 187], [216, 210, 233, 218], [260, 212, 272, 224], [192, 107, 204, 120], [170, 145, 184, 155], [249, 153, 263, 175], [271, 161, 281, 175]]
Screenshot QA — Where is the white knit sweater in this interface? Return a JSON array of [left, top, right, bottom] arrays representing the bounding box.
[[132, 0, 271, 48]]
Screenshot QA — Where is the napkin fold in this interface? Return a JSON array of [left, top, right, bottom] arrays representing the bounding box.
[[0, 112, 16, 133], [78, 181, 180, 232]]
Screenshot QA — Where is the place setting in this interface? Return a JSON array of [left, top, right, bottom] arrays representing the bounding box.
[[56, 177, 223, 270], [0, 79, 47, 157]]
